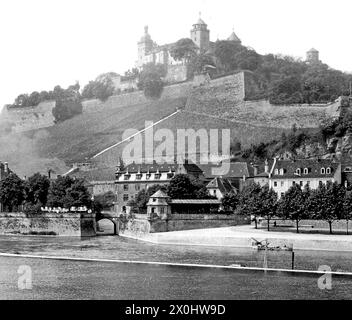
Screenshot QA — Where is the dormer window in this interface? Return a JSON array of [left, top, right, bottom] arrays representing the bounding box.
[[326, 167, 331, 174], [124, 174, 130, 181], [303, 168, 309, 175], [321, 168, 326, 174], [279, 169, 284, 175], [345, 167, 352, 172], [296, 168, 301, 175], [136, 173, 142, 180], [274, 169, 279, 175]]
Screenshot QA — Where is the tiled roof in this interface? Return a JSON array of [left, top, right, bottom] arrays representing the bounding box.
[[170, 199, 221, 205], [206, 177, 234, 194], [122, 162, 177, 174], [121, 162, 203, 175], [195, 18, 207, 25], [255, 172, 269, 178], [228, 32, 241, 42], [69, 167, 116, 182], [272, 159, 340, 179], [199, 161, 251, 179], [150, 190, 169, 198]]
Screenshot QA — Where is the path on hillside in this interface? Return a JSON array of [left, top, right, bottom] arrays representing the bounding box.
[[91, 109, 180, 159]]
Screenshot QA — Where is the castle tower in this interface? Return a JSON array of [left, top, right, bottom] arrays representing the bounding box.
[[137, 26, 154, 68], [227, 28, 241, 45], [306, 48, 320, 64], [190, 13, 210, 53]]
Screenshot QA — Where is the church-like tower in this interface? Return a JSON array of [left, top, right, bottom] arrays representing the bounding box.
[[137, 26, 154, 68], [190, 14, 210, 53]]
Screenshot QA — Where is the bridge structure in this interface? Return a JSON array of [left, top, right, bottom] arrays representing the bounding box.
[[96, 211, 120, 235]]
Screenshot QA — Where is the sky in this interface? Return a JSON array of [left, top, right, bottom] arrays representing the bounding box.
[[0, 0, 351, 109]]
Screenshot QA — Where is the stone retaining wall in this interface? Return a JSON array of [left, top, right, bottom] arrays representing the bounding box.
[[82, 82, 192, 113], [118, 213, 250, 235], [0, 212, 96, 237]]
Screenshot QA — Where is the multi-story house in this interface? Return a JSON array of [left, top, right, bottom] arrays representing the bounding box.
[[115, 160, 203, 212], [268, 158, 341, 198]]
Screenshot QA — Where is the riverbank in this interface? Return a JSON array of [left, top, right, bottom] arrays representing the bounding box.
[[119, 225, 352, 252]]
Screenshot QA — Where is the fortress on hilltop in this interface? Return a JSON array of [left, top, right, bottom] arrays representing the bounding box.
[[130, 14, 242, 85]]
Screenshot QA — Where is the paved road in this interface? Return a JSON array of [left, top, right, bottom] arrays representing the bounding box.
[[0, 256, 351, 300]]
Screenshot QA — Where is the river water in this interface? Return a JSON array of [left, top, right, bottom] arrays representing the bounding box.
[[0, 234, 351, 272]]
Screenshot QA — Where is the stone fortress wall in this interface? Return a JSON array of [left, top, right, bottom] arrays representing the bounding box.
[[0, 71, 346, 134], [185, 71, 342, 129], [0, 211, 96, 236], [0, 100, 56, 133], [82, 80, 193, 113]]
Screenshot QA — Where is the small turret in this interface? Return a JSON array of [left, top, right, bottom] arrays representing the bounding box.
[[306, 48, 320, 64]]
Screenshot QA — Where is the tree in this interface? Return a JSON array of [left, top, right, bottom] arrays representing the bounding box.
[[138, 63, 166, 99], [47, 176, 91, 209], [47, 176, 74, 207], [258, 185, 277, 231], [63, 179, 92, 208], [0, 173, 25, 212], [52, 82, 82, 123], [81, 74, 115, 102], [343, 191, 352, 235], [222, 191, 239, 211], [214, 40, 243, 72], [189, 53, 216, 75], [25, 173, 50, 206], [278, 184, 310, 233], [167, 174, 197, 199], [309, 181, 345, 234], [236, 183, 262, 228], [170, 38, 197, 62], [93, 191, 116, 211]]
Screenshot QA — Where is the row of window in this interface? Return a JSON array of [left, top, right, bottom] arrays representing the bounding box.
[[123, 184, 141, 192], [123, 194, 139, 202], [274, 167, 332, 176], [273, 180, 332, 188], [122, 173, 174, 181]]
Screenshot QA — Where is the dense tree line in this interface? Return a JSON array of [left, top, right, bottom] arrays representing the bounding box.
[[222, 181, 352, 234], [0, 173, 93, 214], [170, 37, 352, 105], [8, 82, 83, 123]]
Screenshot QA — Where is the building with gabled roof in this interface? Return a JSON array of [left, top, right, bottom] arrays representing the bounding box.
[[206, 177, 236, 200], [269, 158, 341, 198]]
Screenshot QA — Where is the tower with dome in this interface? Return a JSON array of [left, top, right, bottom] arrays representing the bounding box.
[[135, 15, 241, 81]]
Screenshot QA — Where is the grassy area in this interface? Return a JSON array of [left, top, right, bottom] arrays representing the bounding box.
[[25, 97, 187, 164]]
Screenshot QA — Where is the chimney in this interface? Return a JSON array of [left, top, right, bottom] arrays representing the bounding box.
[[4, 162, 8, 173], [253, 164, 258, 176], [48, 169, 51, 179], [264, 159, 269, 173]]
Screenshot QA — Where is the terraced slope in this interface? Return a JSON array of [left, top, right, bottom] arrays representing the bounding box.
[[29, 97, 187, 165]]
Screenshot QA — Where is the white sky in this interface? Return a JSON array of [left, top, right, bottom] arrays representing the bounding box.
[[0, 0, 351, 109]]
